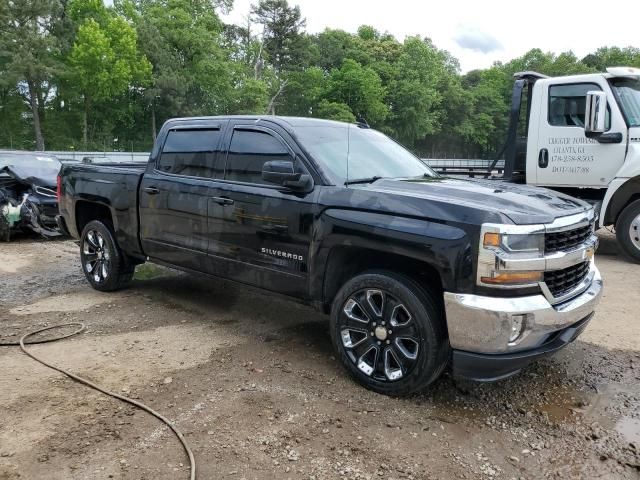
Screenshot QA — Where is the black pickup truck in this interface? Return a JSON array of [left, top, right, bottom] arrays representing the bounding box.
[[58, 116, 603, 395]]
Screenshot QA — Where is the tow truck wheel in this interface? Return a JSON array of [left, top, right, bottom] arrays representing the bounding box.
[[330, 270, 449, 396], [80, 220, 134, 291], [616, 199, 640, 263]]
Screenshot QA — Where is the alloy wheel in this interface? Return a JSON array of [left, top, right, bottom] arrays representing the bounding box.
[[338, 289, 421, 382], [82, 229, 110, 283]]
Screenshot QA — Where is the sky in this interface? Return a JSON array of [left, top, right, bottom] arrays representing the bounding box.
[[222, 0, 640, 73]]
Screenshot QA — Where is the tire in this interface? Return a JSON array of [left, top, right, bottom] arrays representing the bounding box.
[[615, 199, 640, 263], [80, 220, 134, 291], [330, 270, 449, 396]]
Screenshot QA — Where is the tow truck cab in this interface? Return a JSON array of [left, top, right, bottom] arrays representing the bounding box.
[[489, 68, 640, 261]]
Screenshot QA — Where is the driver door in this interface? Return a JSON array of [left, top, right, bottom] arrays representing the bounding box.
[[534, 80, 626, 188]]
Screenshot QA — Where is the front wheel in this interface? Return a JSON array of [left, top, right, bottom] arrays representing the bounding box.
[[330, 271, 449, 396], [80, 220, 134, 291], [616, 199, 640, 263]]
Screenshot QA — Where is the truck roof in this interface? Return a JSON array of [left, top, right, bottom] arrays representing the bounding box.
[[515, 67, 640, 83], [163, 115, 352, 129], [605, 66, 640, 78]]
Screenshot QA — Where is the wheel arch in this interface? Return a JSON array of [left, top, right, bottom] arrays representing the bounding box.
[[603, 176, 640, 225], [321, 245, 446, 314], [75, 200, 114, 236]]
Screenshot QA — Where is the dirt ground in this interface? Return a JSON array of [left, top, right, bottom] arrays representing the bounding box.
[[1, 230, 639, 480]]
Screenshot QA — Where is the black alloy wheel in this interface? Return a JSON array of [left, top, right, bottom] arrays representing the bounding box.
[[330, 271, 449, 396], [339, 288, 420, 382], [82, 228, 110, 284], [80, 220, 134, 291]]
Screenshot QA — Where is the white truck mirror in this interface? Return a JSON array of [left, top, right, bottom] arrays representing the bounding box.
[[584, 91, 607, 135]]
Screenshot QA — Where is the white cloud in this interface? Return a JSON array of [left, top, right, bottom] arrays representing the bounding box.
[[453, 27, 502, 54]]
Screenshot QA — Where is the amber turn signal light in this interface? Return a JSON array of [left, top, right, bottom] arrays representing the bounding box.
[[483, 232, 501, 248], [481, 271, 543, 285]]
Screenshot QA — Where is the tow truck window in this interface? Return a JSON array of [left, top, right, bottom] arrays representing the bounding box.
[[225, 129, 292, 185], [158, 129, 222, 178], [610, 78, 640, 127], [548, 83, 610, 129]]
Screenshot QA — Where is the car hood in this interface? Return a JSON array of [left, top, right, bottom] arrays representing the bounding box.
[[0, 161, 60, 188], [357, 176, 591, 225]]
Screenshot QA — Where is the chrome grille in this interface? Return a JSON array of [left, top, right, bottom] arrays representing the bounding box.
[[545, 224, 593, 254], [544, 261, 590, 298]]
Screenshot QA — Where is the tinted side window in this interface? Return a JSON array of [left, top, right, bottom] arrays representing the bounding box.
[[548, 83, 610, 128], [158, 129, 222, 178], [226, 129, 291, 184]]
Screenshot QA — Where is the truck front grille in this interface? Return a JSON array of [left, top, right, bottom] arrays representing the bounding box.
[[544, 261, 590, 298], [545, 224, 593, 254]]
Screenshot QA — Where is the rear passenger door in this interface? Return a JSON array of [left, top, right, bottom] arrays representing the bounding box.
[[208, 122, 316, 298], [139, 123, 226, 273]]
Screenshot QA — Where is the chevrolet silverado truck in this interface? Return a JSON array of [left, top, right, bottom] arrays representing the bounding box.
[[57, 116, 603, 395]]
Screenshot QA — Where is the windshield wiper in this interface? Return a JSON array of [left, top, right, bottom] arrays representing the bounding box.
[[344, 176, 384, 186]]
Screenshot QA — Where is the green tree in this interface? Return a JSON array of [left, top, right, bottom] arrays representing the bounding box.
[[325, 59, 388, 125], [501, 48, 592, 78], [583, 46, 640, 70], [312, 29, 360, 72], [250, 0, 308, 73], [70, 12, 151, 147], [0, 0, 62, 149], [126, 0, 240, 140], [387, 37, 444, 146], [314, 99, 355, 122], [277, 66, 325, 116]]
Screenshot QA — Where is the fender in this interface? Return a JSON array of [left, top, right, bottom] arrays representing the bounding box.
[[308, 208, 472, 304], [601, 144, 640, 226]]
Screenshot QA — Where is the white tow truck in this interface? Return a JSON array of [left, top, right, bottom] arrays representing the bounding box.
[[428, 67, 640, 262]]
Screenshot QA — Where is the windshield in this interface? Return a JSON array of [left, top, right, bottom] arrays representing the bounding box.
[[291, 123, 437, 184], [610, 78, 640, 127]]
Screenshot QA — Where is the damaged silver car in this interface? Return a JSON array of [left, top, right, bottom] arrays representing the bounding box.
[[0, 151, 64, 241]]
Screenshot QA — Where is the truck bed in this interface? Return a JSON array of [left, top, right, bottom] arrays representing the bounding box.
[[58, 162, 146, 257]]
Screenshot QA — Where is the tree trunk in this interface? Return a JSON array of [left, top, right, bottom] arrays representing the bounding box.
[[83, 96, 89, 148], [266, 80, 288, 115], [27, 79, 45, 150], [151, 102, 157, 143]]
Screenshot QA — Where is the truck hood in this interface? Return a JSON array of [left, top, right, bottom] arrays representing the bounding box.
[[358, 176, 591, 225]]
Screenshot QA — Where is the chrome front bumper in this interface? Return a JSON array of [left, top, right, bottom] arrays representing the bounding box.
[[444, 263, 603, 354]]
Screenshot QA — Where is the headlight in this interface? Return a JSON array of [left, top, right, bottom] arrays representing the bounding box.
[[483, 232, 544, 253], [478, 224, 545, 288], [501, 233, 544, 253]]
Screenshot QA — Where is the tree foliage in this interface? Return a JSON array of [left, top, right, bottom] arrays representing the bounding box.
[[0, 0, 63, 149], [1, 0, 639, 155], [69, 3, 151, 146]]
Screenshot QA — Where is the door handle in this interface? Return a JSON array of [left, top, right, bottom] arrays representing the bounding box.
[[538, 149, 549, 168], [212, 196, 234, 206], [143, 186, 160, 195]]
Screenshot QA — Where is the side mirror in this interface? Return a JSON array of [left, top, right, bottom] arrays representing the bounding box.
[[585, 91, 607, 136], [262, 160, 313, 191]]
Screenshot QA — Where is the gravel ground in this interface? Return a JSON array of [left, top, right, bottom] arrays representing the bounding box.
[[0, 230, 639, 480]]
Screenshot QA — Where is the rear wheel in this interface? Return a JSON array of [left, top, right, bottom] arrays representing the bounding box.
[[80, 220, 134, 291], [330, 271, 449, 396], [616, 199, 640, 263]]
